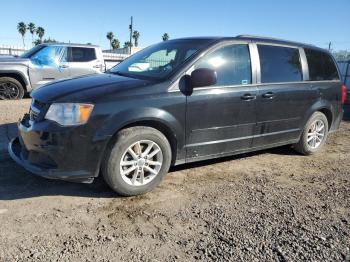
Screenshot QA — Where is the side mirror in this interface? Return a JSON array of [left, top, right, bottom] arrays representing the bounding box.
[[190, 68, 217, 88]]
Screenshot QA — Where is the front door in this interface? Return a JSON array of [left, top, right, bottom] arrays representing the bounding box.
[[29, 45, 70, 88], [185, 43, 258, 161]]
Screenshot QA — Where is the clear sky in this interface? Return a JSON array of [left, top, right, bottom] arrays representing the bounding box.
[[0, 0, 349, 51]]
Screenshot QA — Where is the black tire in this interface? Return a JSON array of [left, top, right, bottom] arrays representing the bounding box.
[[293, 111, 329, 155], [102, 126, 172, 196], [0, 77, 25, 100]]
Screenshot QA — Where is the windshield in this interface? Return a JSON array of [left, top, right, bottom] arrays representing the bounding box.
[[110, 40, 212, 80], [20, 45, 46, 58]]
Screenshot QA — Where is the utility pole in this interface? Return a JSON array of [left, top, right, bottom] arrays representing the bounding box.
[[328, 41, 332, 51], [129, 16, 133, 54]]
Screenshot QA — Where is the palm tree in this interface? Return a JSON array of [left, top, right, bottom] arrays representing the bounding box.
[[111, 39, 120, 50], [27, 22, 36, 45], [106, 32, 114, 51], [132, 31, 140, 47], [36, 27, 45, 43], [124, 41, 133, 48], [17, 22, 26, 48], [162, 33, 169, 41]]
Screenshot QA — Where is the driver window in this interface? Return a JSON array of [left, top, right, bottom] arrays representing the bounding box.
[[31, 46, 64, 67], [195, 44, 252, 86]]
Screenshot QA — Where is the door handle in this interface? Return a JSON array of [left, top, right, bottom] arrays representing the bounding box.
[[241, 93, 256, 101], [93, 64, 102, 68], [59, 64, 69, 68], [262, 92, 275, 99]]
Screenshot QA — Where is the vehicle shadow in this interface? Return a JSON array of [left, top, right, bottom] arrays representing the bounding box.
[[0, 144, 296, 201], [0, 157, 117, 201], [170, 145, 298, 172], [0, 122, 18, 145]]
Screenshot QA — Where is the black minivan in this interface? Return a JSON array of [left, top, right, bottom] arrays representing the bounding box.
[[9, 35, 346, 196]]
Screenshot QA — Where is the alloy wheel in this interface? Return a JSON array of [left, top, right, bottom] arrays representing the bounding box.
[[120, 140, 163, 186], [0, 82, 20, 100], [307, 119, 325, 149]]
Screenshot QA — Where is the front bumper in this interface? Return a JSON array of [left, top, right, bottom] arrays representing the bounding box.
[[8, 137, 94, 183], [8, 116, 108, 183]]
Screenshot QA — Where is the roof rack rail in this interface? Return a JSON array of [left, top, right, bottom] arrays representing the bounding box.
[[236, 34, 314, 47]]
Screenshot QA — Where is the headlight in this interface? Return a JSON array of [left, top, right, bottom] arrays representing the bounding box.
[[45, 103, 94, 126]]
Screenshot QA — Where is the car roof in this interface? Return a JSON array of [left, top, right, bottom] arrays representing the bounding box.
[[171, 35, 326, 52], [38, 43, 99, 48]]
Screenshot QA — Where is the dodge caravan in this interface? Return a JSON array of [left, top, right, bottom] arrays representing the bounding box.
[[9, 36, 346, 196]]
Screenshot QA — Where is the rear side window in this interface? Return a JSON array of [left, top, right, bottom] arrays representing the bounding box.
[[305, 48, 339, 81], [258, 45, 303, 83], [195, 44, 252, 86], [69, 47, 96, 62]]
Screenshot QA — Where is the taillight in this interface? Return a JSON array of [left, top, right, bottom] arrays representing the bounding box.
[[341, 85, 347, 105]]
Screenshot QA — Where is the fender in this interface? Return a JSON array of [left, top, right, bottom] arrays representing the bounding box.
[[301, 99, 334, 132], [0, 68, 31, 91], [93, 106, 184, 147]]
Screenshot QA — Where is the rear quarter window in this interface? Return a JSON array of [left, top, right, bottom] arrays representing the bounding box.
[[305, 48, 339, 81], [69, 47, 96, 62], [258, 45, 303, 83]]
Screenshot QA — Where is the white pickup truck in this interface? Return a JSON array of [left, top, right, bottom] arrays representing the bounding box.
[[0, 43, 107, 100]]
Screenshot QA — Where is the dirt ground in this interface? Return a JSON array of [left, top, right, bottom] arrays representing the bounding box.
[[0, 99, 350, 261]]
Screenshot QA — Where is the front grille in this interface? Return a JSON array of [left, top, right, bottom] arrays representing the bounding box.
[[29, 99, 46, 122], [33, 99, 46, 110]]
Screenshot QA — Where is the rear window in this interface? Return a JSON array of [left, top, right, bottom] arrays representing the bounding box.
[[69, 47, 96, 62], [305, 48, 339, 81], [258, 45, 303, 83]]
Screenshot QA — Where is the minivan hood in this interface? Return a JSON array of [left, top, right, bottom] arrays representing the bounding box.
[[31, 73, 153, 103]]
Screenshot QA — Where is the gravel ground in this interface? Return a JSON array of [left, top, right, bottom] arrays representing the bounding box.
[[0, 99, 350, 261]]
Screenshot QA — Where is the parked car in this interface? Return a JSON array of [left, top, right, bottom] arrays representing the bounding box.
[[0, 43, 105, 99], [337, 60, 349, 94], [337, 60, 350, 119], [9, 36, 346, 196]]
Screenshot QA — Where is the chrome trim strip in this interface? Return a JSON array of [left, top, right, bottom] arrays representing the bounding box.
[[186, 128, 300, 148]]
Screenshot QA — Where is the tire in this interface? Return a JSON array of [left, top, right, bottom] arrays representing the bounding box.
[[293, 111, 329, 155], [102, 126, 172, 196], [0, 77, 25, 100]]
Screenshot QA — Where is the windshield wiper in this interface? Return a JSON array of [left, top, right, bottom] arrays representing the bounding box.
[[110, 71, 135, 78], [109, 71, 161, 82]]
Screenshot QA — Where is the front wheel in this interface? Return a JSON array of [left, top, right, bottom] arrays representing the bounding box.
[[0, 77, 25, 100], [293, 111, 329, 155], [102, 126, 172, 196]]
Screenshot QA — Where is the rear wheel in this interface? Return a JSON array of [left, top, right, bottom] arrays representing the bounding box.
[[0, 77, 25, 100], [102, 126, 172, 196], [293, 111, 328, 155]]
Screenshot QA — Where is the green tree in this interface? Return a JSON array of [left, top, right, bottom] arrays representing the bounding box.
[[17, 22, 27, 48], [124, 41, 133, 48], [106, 32, 114, 50], [132, 30, 140, 47], [36, 27, 45, 43], [27, 22, 36, 45], [332, 50, 350, 60], [111, 39, 120, 50], [162, 33, 169, 41], [34, 38, 58, 46]]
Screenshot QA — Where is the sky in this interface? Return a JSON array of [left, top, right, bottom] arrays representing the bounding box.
[[0, 0, 349, 51]]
